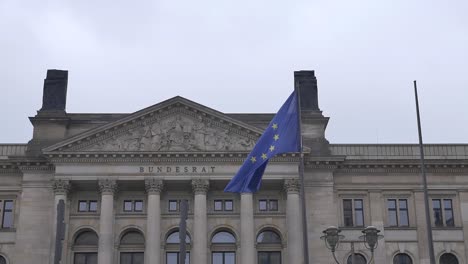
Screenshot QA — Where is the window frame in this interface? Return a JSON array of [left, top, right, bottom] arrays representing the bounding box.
[[168, 200, 179, 212], [258, 199, 279, 212], [386, 198, 409, 227], [1, 200, 14, 229], [432, 198, 455, 227], [212, 251, 235, 264], [77, 200, 98, 213], [342, 198, 365, 227]]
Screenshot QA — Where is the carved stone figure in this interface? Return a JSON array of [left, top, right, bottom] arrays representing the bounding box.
[[84, 114, 257, 152]]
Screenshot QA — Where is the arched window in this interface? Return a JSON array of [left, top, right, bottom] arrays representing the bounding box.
[[73, 230, 98, 264], [0, 255, 7, 264], [119, 230, 144, 264], [440, 253, 459, 264], [166, 230, 191, 264], [211, 231, 236, 264], [393, 253, 412, 264], [257, 230, 282, 264], [346, 253, 366, 264]]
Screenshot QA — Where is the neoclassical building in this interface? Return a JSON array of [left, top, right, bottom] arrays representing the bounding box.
[[0, 70, 467, 264]]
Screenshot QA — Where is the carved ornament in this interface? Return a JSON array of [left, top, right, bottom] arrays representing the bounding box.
[[80, 113, 256, 152], [284, 178, 300, 193], [145, 178, 164, 194], [52, 179, 71, 195], [98, 179, 118, 195], [191, 179, 210, 194]]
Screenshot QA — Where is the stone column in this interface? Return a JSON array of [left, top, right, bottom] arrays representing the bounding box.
[[240, 193, 255, 264], [98, 179, 117, 264], [284, 179, 304, 264], [50, 179, 71, 264], [191, 179, 209, 264], [145, 178, 164, 264], [459, 191, 468, 263]]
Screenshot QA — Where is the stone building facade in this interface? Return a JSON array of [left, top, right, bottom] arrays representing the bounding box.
[[0, 70, 467, 264]]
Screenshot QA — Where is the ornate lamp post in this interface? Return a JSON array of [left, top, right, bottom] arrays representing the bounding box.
[[321, 226, 383, 264]]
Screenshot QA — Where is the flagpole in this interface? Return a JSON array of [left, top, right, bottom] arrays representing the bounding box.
[[414, 80, 436, 264], [295, 83, 310, 264]]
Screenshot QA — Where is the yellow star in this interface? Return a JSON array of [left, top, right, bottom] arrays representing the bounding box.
[[269, 145, 275, 152], [272, 123, 278, 130], [261, 153, 268, 160], [274, 134, 279, 141], [250, 156, 257, 163]]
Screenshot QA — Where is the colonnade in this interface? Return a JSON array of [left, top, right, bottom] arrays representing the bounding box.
[[51, 178, 304, 264]]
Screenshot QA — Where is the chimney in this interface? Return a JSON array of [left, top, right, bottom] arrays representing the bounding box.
[[40, 69, 68, 112], [294, 70, 320, 111], [294, 70, 330, 155]]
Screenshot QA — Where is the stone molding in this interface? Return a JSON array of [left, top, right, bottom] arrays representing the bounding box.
[[52, 179, 71, 195], [45, 104, 262, 153], [284, 178, 300, 193], [191, 179, 209, 194], [145, 178, 164, 194], [98, 179, 118, 195]]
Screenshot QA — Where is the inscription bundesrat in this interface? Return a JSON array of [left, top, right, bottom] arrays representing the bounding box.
[[139, 166, 216, 174]]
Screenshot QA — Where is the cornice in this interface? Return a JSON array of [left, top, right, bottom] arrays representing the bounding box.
[[45, 152, 303, 164], [44, 103, 264, 153]]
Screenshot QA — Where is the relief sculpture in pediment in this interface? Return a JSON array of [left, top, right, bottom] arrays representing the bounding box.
[[85, 115, 256, 152]]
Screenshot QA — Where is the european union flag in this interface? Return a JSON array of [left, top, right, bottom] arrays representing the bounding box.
[[224, 91, 300, 193]]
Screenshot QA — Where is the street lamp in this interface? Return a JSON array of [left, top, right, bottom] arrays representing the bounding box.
[[321, 226, 383, 264]]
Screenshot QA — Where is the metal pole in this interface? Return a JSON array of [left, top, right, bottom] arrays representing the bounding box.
[[295, 82, 310, 264], [414, 80, 436, 264], [179, 200, 188, 264]]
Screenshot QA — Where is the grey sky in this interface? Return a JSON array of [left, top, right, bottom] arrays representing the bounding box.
[[1, 0, 467, 144]]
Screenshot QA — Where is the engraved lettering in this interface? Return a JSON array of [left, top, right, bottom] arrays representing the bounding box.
[[201, 167, 206, 173], [192, 167, 197, 173], [167, 167, 172, 173], [157, 167, 162, 173], [184, 167, 189, 173], [176, 167, 180, 173], [140, 167, 144, 173], [211, 166, 215, 173], [148, 166, 154, 173]]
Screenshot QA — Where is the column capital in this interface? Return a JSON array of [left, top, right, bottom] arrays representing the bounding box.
[[145, 178, 164, 194], [284, 178, 300, 194], [52, 179, 71, 195], [98, 179, 118, 195], [191, 179, 209, 195]]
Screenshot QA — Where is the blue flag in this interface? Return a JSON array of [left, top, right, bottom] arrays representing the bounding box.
[[224, 91, 300, 193]]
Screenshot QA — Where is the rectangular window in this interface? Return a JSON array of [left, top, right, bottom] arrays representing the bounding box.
[[134, 200, 143, 212], [342, 199, 364, 227], [444, 199, 454, 227], [259, 200, 268, 211], [78, 200, 97, 213], [89, 201, 98, 212], [433, 199, 443, 227], [258, 251, 281, 264], [214, 200, 223, 211], [387, 199, 409, 227], [224, 200, 233, 211], [124, 200, 133, 212], [78, 201, 88, 212], [387, 199, 398, 226], [269, 200, 279, 211], [399, 199, 409, 226], [2, 200, 14, 228], [343, 199, 353, 227], [167, 252, 190, 264], [354, 199, 364, 227], [169, 200, 178, 212]]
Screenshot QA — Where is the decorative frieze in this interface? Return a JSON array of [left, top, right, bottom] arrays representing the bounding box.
[[284, 178, 300, 193], [98, 179, 118, 195], [145, 178, 164, 194], [52, 179, 71, 195], [191, 179, 210, 194]]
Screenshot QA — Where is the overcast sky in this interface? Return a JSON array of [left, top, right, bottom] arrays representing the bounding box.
[[1, 0, 467, 144]]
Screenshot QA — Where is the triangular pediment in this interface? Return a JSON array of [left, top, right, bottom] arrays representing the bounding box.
[[44, 97, 263, 153]]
